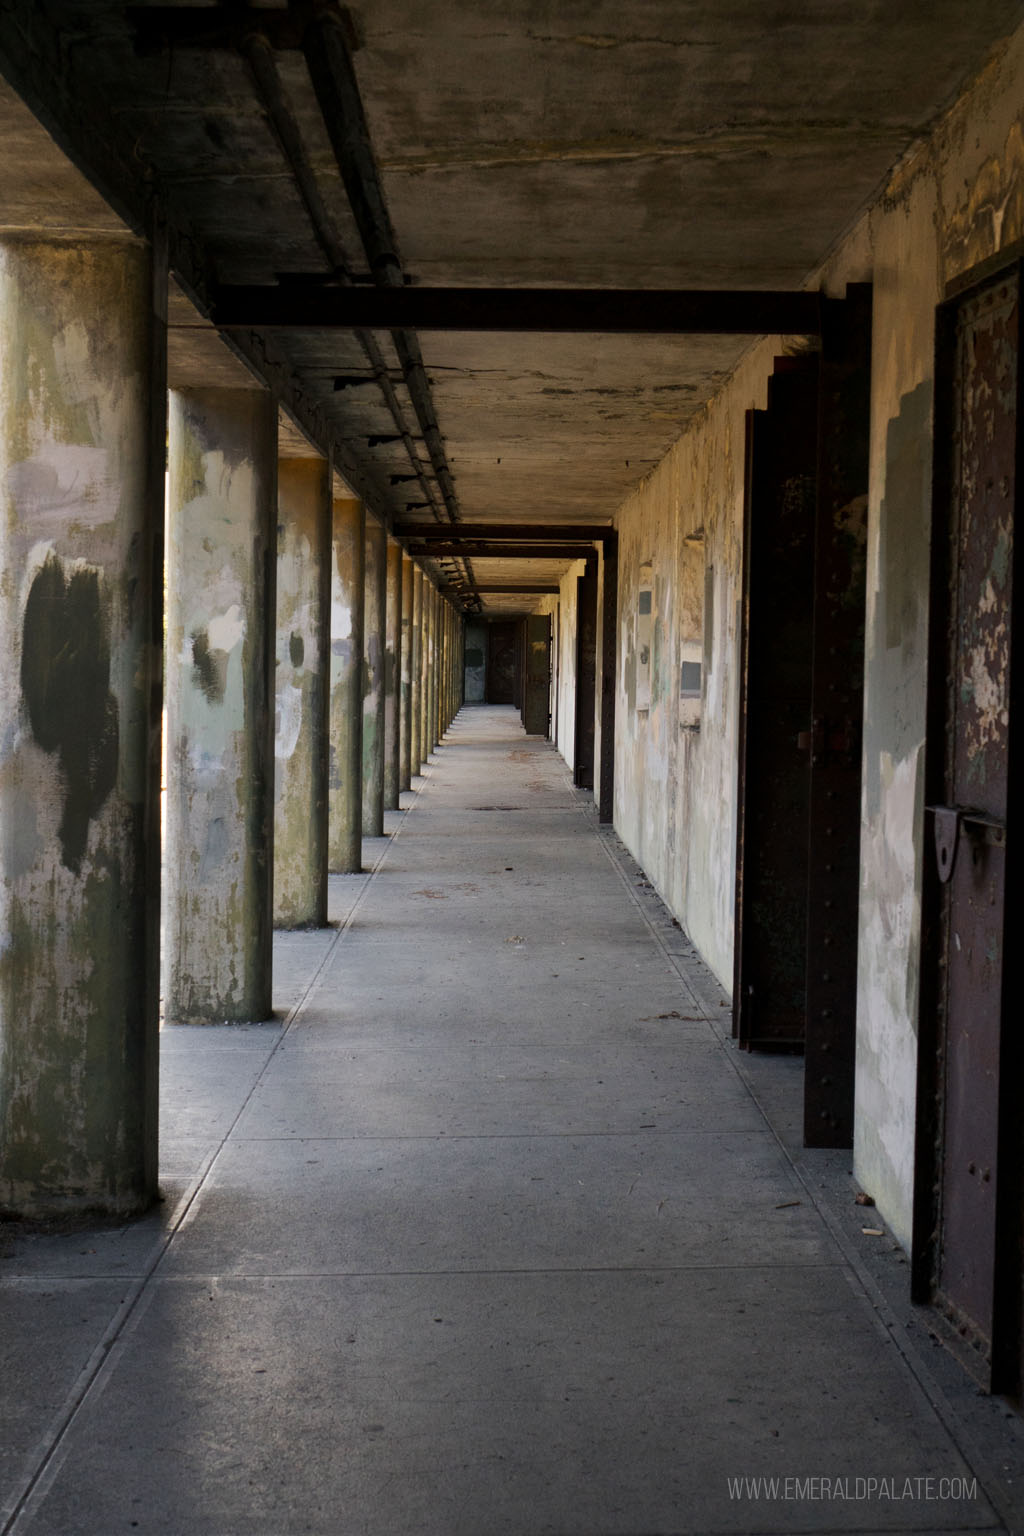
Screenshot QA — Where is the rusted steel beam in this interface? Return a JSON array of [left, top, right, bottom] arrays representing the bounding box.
[[406, 543, 593, 560], [393, 522, 610, 543], [442, 584, 561, 594], [211, 286, 823, 336]]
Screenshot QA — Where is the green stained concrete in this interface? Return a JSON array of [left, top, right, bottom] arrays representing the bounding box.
[[384, 536, 403, 809], [328, 496, 365, 872], [164, 387, 277, 1024], [0, 236, 160, 1216], [361, 518, 387, 837], [274, 457, 331, 928]]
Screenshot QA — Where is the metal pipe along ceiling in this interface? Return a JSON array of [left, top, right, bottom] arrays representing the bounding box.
[[238, 29, 474, 606], [296, 3, 479, 608]]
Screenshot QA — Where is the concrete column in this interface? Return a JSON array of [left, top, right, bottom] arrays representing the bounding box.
[[399, 553, 414, 792], [458, 612, 466, 710], [429, 586, 440, 750], [436, 596, 444, 738], [410, 566, 423, 774], [437, 599, 446, 739], [444, 603, 454, 729], [419, 580, 432, 765], [384, 536, 403, 810], [362, 517, 387, 837], [329, 495, 365, 871], [274, 457, 330, 928], [0, 236, 162, 1216], [165, 387, 277, 1024]]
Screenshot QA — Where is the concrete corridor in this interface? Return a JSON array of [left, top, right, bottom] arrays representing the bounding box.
[[2, 706, 1023, 1536]]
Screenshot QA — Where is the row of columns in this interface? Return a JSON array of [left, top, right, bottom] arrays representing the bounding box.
[[0, 234, 464, 1218]]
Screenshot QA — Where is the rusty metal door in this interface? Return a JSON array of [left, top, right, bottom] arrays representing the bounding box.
[[523, 613, 551, 735], [734, 358, 819, 1049], [486, 621, 517, 704], [915, 268, 1019, 1383]]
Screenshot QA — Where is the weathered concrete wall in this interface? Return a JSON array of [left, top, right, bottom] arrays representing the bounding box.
[[614, 355, 764, 991], [609, 20, 1024, 1250], [0, 236, 161, 1215], [165, 387, 277, 1024], [274, 456, 330, 928], [550, 563, 586, 773], [847, 25, 1024, 1246]]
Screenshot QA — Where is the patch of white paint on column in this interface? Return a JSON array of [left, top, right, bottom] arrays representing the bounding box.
[[275, 683, 303, 763], [207, 603, 246, 654], [187, 742, 228, 787], [332, 598, 352, 643]]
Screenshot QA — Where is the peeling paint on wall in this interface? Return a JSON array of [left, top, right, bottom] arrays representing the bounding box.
[[21, 552, 118, 873]]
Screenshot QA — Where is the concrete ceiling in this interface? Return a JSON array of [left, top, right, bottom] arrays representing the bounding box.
[[2, 1, 1024, 611]]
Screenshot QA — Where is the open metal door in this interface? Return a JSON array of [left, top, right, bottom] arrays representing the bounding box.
[[803, 287, 872, 1147], [734, 357, 819, 1050], [915, 264, 1021, 1390], [523, 613, 551, 735], [734, 298, 871, 1150]]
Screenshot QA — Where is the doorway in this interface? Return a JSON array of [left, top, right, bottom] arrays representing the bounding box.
[[486, 621, 518, 704], [523, 614, 551, 736]]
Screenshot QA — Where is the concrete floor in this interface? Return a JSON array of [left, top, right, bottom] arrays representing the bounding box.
[[3, 704, 1024, 1535]]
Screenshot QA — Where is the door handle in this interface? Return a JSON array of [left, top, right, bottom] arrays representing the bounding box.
[[926, 804, 1006, 883]]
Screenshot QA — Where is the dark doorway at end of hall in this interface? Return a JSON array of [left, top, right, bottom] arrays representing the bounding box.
[[465, 615, 552, 736]]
